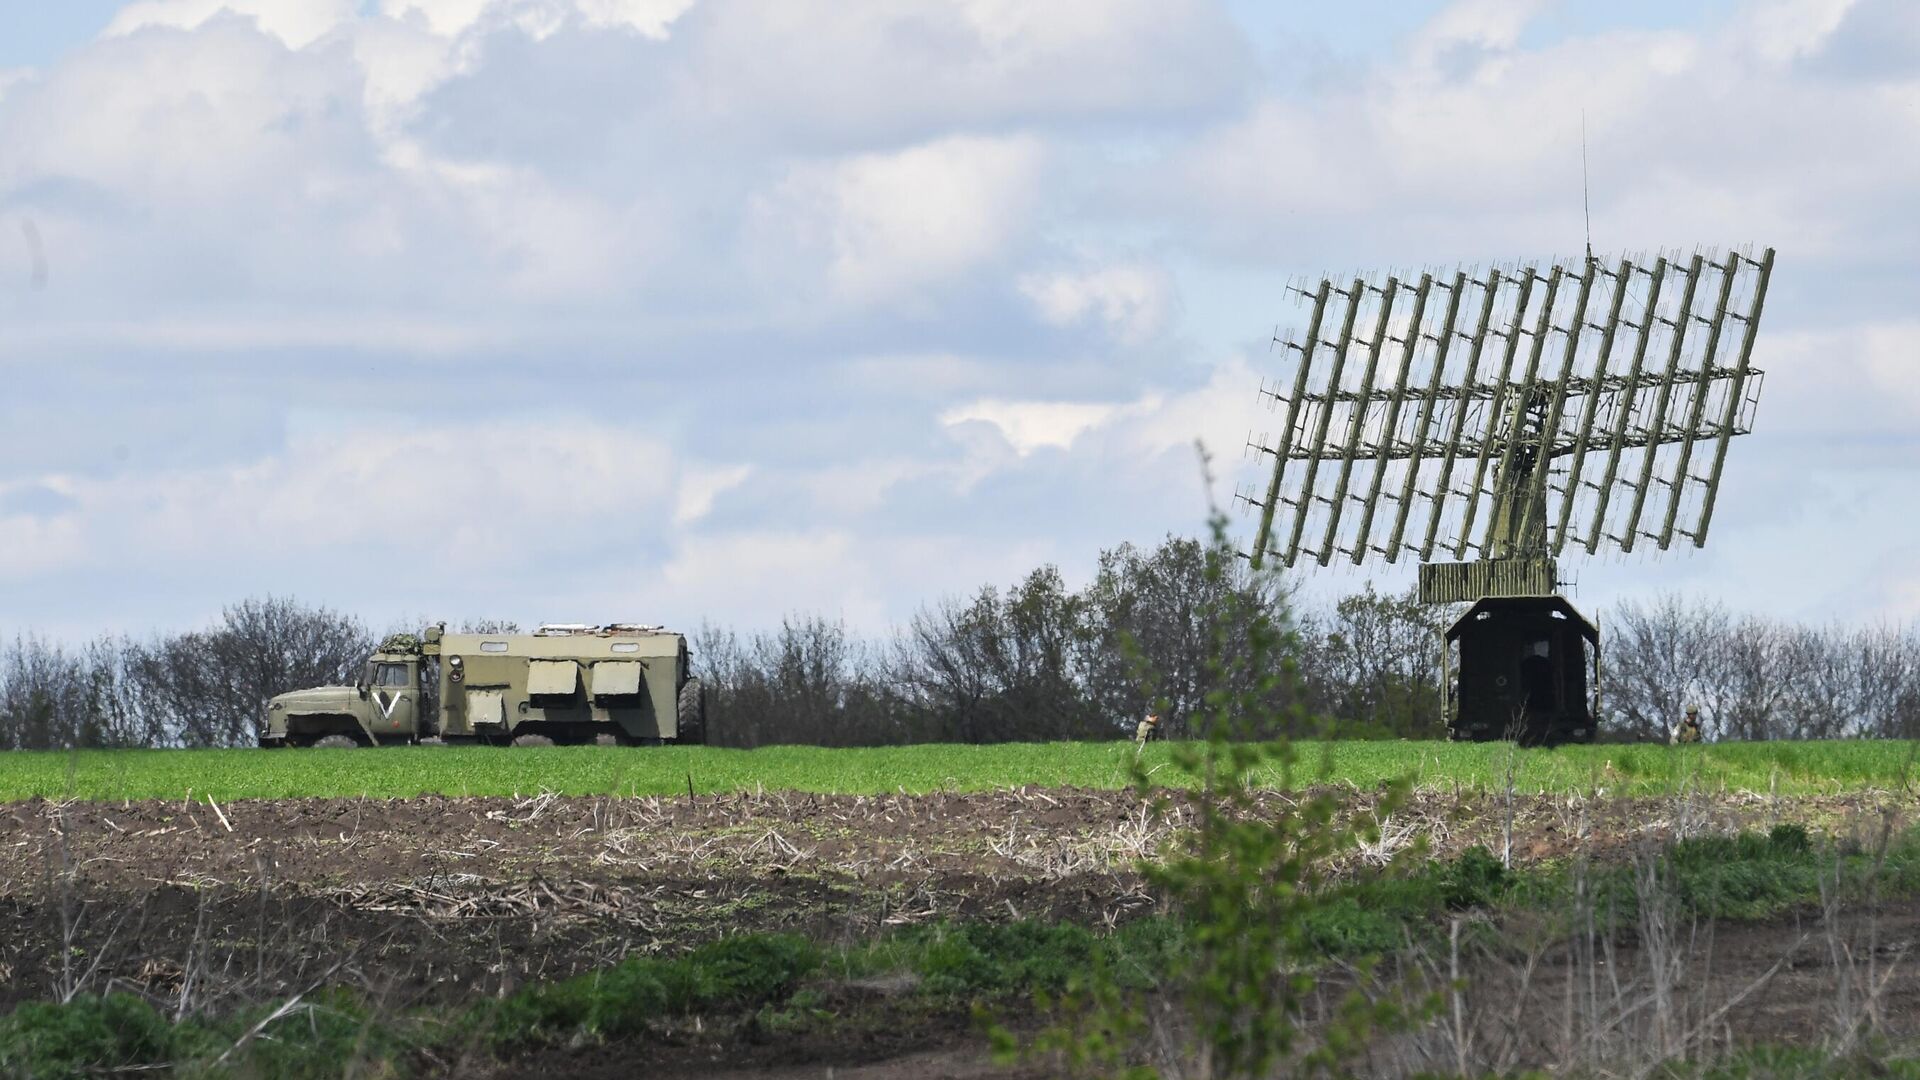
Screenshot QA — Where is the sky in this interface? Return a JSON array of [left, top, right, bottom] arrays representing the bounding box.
[[0, 0, 1915, 642]]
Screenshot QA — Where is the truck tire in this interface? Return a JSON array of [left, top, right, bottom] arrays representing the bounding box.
[[676, 678, 707, 745], [313, 734, 358, 749], [511, 733, 555, 747]]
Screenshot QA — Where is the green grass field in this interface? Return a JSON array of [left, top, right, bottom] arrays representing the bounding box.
[[0, 739, 1916, 802]]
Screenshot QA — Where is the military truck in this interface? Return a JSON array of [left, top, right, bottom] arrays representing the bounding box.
[[259, 624, 706, 747]]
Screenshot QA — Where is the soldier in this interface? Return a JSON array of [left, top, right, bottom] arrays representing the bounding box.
[[1134, 711, 1161, 749], [1672, 704, 1703, 745]]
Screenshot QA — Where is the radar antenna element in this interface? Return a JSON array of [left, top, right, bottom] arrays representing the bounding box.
[[1242, 247, 1773, 604]]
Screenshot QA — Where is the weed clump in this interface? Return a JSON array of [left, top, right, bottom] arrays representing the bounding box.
[[0, 993, 177, 1079], [486, 933, 819, 1046], [915, 922, 1100, 999]]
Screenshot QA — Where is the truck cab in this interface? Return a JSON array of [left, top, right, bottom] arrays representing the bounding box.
[[359, 654, 422, 739], [258, 645, 424, 747]]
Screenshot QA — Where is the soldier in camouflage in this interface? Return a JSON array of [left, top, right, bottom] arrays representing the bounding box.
[[1134, 711, 1161, 749], [1672, 704, 1703, 745]]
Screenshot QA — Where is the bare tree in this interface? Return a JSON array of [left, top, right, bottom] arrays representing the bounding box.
[[1603, 596, 1725, 741], [125, 597, 373, 747], [0, 636, 144, 750], [1853, 624, 1920, 738], [896, 567, 1101, 743], [1606, 596, 1920, 741], [696, 616, 912, 748]]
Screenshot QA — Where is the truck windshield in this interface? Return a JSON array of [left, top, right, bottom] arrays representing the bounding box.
[[373, 663, 410, 688]]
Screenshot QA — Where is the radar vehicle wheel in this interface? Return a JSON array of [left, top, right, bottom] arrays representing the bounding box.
[[313, 734, 357, 749], [677, 678, 707, 745], [511, 733, 555, 747]]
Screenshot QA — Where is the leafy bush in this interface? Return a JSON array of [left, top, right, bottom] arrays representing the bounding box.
[[912, 922, 1100, 999], [1437, 845, 1510, 910], [487, 933, 819, 1046], [1664, 828, 1833, 920], [1769, 822, 1812, 853], [0, 993, 176, 1080]]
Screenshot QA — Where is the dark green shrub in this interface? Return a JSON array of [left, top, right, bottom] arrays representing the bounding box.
[[1437, 846, 1509, 910], [0, 994, 175, 1080], [914, 922, 1099, 998], [488, 933, 820, 1046], [683, 934, 820, 1007], [1769, 823, 1811, 853]]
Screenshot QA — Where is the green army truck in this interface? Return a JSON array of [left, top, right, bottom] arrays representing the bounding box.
[[259, 623, 706, 747]]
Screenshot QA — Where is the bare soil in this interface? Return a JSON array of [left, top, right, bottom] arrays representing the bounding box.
[[0, 786, 1913, 1076]]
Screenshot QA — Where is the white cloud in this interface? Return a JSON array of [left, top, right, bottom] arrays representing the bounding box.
[[105, 0, 358, 49], [940, 399, 1125, 457], [656, 529, 885, 626], [940, 354, 1272, 460], [1019, 262, 1175, 344], [789, 460, 934, 516], [0, 512, 86, 579], [10, 19, 371, 203], [379, 0, 496, 37], [1162, 0, 1917, 270], [1858, 323, 1920, 412], [1889, 563, 1920, 621], [574, 0, 697, 37], [680, 0, 1250, 144], [0, 69, 32, 104], [673, 462, 752, 525], [343, 14, 464, 127], [0, 316, 494, 354], [1739, 0, 1856, 62], [1752, 322, 1920, 434], [754, 134, 1046, 303], [640, 526, 1066, 633], [1412, 0, 1547, 68], [376, 0, 692, 40], [0, 421, 685, 581]]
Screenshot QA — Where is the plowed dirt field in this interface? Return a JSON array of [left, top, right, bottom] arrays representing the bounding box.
[[1, 787, 1914, 1076]]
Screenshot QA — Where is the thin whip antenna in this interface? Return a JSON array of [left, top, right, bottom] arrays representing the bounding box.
[[1581, 111, 1593, 264]]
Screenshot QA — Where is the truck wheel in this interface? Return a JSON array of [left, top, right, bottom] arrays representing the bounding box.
[[593, 733, 625, 747], [676, 678, 707, 745], [313, 735, 358, 749], [511, 733, 555, 747]]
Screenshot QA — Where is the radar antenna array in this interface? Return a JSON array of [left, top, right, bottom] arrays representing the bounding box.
[[1240, 247, 1773, 601]]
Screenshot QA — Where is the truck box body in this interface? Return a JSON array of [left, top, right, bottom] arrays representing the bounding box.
[[439, 629, 686, 742]]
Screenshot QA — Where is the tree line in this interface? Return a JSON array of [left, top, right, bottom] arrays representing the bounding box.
[[1, 540, 1915, 748], [1601, 595, 1920, 741]]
